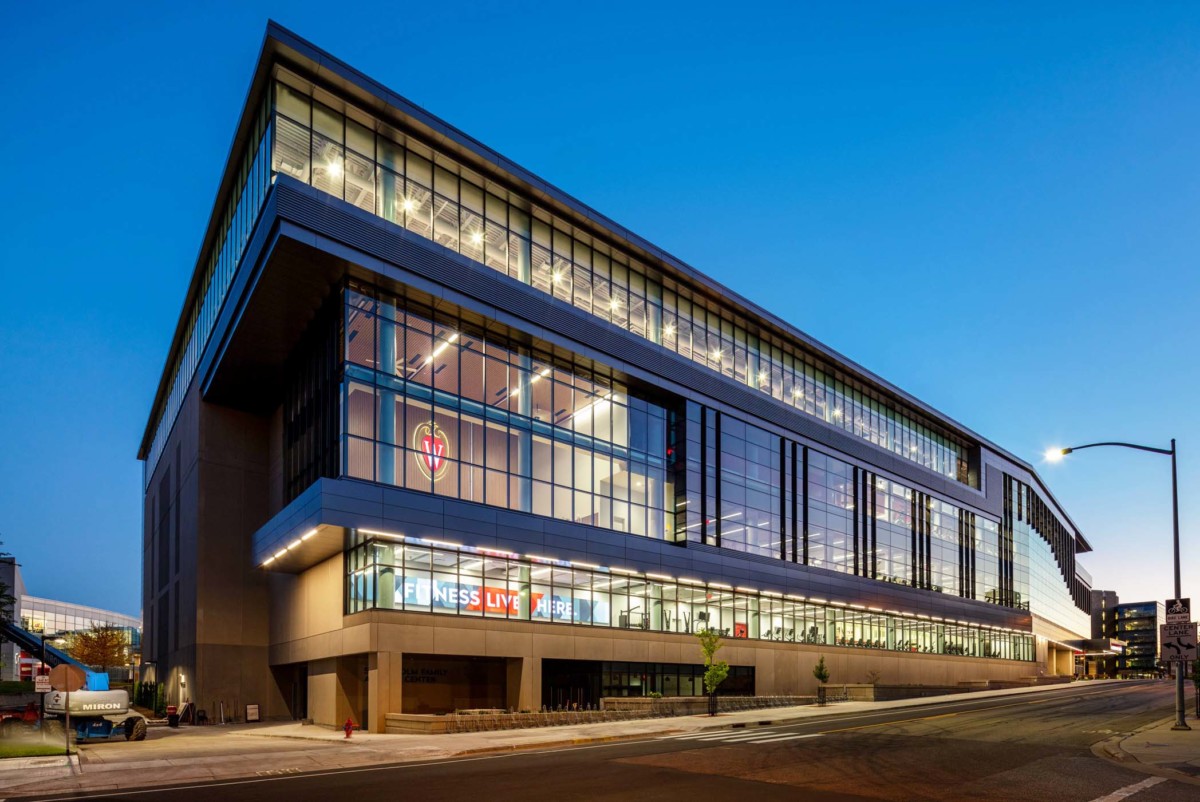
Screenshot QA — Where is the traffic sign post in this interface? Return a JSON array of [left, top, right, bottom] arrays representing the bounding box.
[[1166, 598, 1191, 624], [1161, 622, 1198, 663], [48, 664, 85, 758]]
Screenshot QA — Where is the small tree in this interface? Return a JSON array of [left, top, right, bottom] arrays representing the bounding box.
[[813, 655, 830, 704], [865, 669, 881, 685], [696, 628, 730, 716], [69, 623, 129, 674]]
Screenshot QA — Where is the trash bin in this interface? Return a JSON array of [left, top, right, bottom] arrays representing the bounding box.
[[167, 705, 179, 728]]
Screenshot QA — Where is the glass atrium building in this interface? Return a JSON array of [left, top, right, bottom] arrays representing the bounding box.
[[138, 23, 1094, 730]]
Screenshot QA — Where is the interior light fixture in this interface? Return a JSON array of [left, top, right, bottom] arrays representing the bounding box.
[[402, 197, 416, 212], [470, 231, 483, 245], [552, 270, 563, 284], [326, 161, 342, 178]]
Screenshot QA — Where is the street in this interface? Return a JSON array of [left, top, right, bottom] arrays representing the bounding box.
[[14, 681, 1200, 802]]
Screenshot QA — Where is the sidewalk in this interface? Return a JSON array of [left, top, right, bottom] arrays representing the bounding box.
[[1100, 713, 1200, 782], [0, 681, 1117, 798]]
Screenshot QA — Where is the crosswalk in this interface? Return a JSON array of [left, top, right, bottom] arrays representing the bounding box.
[[658, 728, 823, 746]]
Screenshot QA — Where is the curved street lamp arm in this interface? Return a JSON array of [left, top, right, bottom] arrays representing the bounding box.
[[1064, 441, 1174, 457]]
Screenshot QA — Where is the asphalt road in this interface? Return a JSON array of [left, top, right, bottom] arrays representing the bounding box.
[[20, 681, 1200, 802]]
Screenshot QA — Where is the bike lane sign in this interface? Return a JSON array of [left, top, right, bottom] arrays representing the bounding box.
[[1165, 598, 1190, 624]]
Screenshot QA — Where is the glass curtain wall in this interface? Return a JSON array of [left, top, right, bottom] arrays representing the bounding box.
[[145, 97, 274, 481], [346, 536, 1034, 662], [269, 75, 972, 485], [343, 285, 673, 538]]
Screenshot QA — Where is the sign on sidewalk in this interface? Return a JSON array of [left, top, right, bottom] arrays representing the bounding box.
[[1165, 598, 1191, 624], [1160, 622, 1198, 662], [34, 674, 50, 693]]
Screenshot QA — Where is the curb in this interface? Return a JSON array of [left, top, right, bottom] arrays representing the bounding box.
[[453, 729, 682, 756], [1091, 715, 1200, 786]]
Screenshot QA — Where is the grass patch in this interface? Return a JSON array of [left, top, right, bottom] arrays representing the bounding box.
[[0, 743, 68, 759], [0, 680, 34, 694]]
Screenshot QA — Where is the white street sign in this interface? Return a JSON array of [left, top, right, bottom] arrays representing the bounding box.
[[34, 674, 50, 693], [1160, 622, 1197, 662], [1165, 598, 1191, 625]]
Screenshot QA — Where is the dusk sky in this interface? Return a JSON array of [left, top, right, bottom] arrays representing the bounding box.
[[1, 2, 1197, 617]]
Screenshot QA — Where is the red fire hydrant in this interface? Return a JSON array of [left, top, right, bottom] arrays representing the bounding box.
[[343, 718, 355, 739]]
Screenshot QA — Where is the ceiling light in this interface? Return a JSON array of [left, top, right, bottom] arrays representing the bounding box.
[[326, 161, 342, 178], [470, 231, 483, 245], [402, 197, 415, 212]]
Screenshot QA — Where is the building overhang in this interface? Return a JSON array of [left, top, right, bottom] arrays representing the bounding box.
[[252, 477, 1036, 633]]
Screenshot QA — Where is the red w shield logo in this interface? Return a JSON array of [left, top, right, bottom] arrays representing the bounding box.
[[421, 435, 446, 473]]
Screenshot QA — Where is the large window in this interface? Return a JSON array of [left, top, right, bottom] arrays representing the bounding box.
[[270, 74, 973, 486], [345, 535, 1034, 662], [717, 417, 780, 558], [807, 451, 855, 573], [342, 286, 672, 538]]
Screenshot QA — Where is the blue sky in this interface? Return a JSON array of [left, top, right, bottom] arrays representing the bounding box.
[[1, 2, 1197, 616]]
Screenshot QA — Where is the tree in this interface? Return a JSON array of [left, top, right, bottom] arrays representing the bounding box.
[[696, 628, 730, 716], [69, 624, 129, 673], [813, 656, 830, 704]]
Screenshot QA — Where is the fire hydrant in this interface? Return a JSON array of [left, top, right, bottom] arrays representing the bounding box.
[[343, 718, 355, 739]]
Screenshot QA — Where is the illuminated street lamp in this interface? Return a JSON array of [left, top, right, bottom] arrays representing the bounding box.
[[1047, 439, 1187, 730]]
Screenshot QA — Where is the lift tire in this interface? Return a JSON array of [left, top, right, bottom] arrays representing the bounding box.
[[125, 717, 147, 741]]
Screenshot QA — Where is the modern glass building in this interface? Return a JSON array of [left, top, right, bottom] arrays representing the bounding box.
[[0, 556, 142, 682], [1112, 601, 1165, 678], [138, 23, 1095, 730]]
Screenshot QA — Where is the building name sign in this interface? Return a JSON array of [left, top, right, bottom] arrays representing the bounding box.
[[399, 576, 611, 624]]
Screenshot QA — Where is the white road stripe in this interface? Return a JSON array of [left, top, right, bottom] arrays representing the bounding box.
[[665, 729, 781, 741], [744, 733, 823, 744], [687, 731, 782, 741], [1088, 776, 1167, 802]]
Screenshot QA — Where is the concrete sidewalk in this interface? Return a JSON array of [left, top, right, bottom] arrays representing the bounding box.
[[1100, 712, 1200, 782], [0, 681, 1123, 798]]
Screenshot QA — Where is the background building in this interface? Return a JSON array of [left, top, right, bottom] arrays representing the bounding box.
[[138, 23, 1097, 730], [1112, 601, 1165, 678], [1083, 588, 1123, 677], [0, 556, 142, 682]]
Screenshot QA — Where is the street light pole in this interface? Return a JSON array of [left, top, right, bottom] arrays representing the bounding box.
[[1049, 439, 1189, 731]]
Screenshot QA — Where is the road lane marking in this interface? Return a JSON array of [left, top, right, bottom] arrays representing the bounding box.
[[682, 731, 784, 742], [660, 729, 782, 741], [1088, 776, 1166, 802], [819, 712, 958, 735], [31, 682, 1169, 801], [744, 734, 824, 744]]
